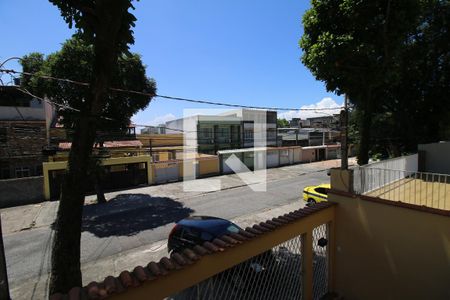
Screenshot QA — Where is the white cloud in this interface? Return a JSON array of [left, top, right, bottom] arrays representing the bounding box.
[[278, 97, 343, 120], [132, 113, 176, 126]]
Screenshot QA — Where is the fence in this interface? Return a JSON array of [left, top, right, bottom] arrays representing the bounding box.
[[352, 153, 419, 196], [95, 203, 336, 300], [170, 224, 329, 300], [353, 167, 450, 211]]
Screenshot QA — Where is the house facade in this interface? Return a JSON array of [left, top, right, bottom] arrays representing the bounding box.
[[165, 109, 277, 154], [0, 86, 55, 179]]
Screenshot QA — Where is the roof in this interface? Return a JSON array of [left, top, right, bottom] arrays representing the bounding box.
[[49, 202, 334, 300], [302, 144, 340, 150], [59, 140, 143, 150], [217, 147, 269, 154]]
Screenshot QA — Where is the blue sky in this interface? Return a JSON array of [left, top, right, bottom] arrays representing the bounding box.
[[0, 0, 343, 126]]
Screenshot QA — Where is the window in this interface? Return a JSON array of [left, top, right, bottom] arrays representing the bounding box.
[[1, 167, 10, 179], [244, 129, 254, 140], [15, 167, 30, 178], [0, 128, 6, 143], [217, 127, 230, 139], [35, 165, 43, 176], [315, 187, 329, 195], [199, 127, 212, 139], [267, 129, 276, 139]]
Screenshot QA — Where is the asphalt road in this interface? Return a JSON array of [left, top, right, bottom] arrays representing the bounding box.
[[3, 168, 329, 289]]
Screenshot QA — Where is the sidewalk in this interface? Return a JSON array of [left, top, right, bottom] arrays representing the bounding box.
[[3, 157, 355, 299], [1, 157, 354, 235]]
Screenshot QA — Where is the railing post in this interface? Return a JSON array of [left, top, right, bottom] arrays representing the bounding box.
[[328, 219, 336, 293], [303, 230, 313, 300]]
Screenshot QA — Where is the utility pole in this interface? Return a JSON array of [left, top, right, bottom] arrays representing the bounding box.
[[341, 94, 349, 169]]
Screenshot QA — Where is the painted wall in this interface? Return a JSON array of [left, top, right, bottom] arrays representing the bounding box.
[[301, 149, 315, 163], [330, 191, 450, 300], [0, 176, 44, 208], [418, 142, 450, 175], [199, 158, 219, 176]]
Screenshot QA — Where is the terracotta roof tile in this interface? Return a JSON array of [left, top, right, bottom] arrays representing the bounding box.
[[51, 204, 335, 299], [193, 245, 210, 256], [158, 263, 170, 276], [253, 224, 270, 232], [238, 229, 255, 239], [103, 276, 117, 294], [228, 232, 248, 241], [133, 266, 148, 282], [170, 252, 188, 266], [245, 226, 263, 235], [59, 140, 143, 150], [212, 238, 229, 248], [159, 257, 175, 271], [202, 241, 221, 253], [259, 222, 276, 230], [119, 271, 134, 288], [183, 248, 200, 261], [147, 262, 162, 276], [220, 235, 240, 245]]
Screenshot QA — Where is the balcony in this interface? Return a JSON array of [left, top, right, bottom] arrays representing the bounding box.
[[51, 154, 449, 300]]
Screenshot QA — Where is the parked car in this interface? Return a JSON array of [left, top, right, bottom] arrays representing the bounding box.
[[302, 183, 331, 206], [168, 216, 241, 253], [168, 216, 277, 297]]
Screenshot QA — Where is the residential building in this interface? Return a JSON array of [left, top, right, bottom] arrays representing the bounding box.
[[0, 86, 55, 179], [165, 109, 277, 154], [140, 124, 166, 134], [308, 114, 340, 129]]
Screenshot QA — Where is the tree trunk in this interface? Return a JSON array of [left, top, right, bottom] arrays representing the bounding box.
[[95, 173, 107, 204], [50, 115, 97, 293], [357, 90, 373, 165], [49, 1, 127, 294]]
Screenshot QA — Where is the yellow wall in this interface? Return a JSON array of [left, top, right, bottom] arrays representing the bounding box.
[[329, 190, 450, 300], [199, 158, 219, 176], [42, 156, 152, 200], [137, 134, 183, 147]]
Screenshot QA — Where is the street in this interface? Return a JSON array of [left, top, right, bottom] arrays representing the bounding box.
[[1, 159, 349, 299]]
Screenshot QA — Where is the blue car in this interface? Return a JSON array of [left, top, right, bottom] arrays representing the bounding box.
[[168, 216, 242, 253]]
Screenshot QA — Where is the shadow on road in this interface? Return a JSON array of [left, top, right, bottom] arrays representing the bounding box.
[[81, 193, 194, 237]]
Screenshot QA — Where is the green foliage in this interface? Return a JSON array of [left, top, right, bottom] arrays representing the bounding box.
[[21, 36, 156, 131], [277, 118, 290, 128], [301, 0, 422, 102], [300, 0, 450, 163], [49, 0, 138, 55]]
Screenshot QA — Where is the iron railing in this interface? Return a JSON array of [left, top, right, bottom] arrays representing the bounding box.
[[353, 167, 450, 210], [170, 223, 330, 300]]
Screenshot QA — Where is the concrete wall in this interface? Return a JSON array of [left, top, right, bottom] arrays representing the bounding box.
[[137, 134, 183, 147], [0, 176, 44, 207], [330, 191, 450, 300], [418, 142, 450, 174], [301, 149, 315, 163], [364, 153, 418, 171], [353, 154, 419, 194]]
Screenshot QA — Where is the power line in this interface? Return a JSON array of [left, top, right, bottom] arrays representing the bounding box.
[[0, 68, 344, 112]]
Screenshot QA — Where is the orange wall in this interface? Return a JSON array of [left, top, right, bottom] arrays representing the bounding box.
[[329, 190, 450, 300]]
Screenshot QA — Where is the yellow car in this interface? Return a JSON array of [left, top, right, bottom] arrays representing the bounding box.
[[303, 183, 330, 206]]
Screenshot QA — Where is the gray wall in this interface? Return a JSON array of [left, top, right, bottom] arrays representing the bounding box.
[[0, 176, 44, 208], [418, 142, 450, 174]]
